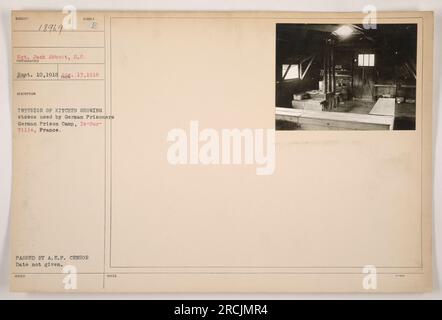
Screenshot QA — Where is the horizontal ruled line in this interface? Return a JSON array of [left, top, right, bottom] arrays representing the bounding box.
[[13, 79, 104, 81], [13, 46, 105, 49], [13, 30, 104, 33], [14, 62, 105, 65]]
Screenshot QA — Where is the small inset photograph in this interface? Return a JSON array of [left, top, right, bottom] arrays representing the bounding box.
[[275, 23, 417, 131]]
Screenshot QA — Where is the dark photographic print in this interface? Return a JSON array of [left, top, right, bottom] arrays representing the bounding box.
[[275, 24, 417, 130]]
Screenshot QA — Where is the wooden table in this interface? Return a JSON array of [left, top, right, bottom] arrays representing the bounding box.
[[276, 107, 394, 130], [369, 97, 395, 117]]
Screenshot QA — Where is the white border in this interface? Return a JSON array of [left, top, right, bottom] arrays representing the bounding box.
[[0, 0, 441, 299]]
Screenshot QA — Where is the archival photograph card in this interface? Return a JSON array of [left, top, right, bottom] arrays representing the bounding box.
[[10, 11, 433, 292]]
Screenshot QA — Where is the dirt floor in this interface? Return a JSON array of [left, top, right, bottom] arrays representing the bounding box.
[[393, 102, 416, 130]]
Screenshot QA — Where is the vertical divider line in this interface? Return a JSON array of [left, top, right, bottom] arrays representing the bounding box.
[[109, 16, 113, 270], [103, 14, 107, 289]]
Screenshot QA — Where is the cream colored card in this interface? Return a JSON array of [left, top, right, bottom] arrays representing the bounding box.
[[10, 11, 433, 292]]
